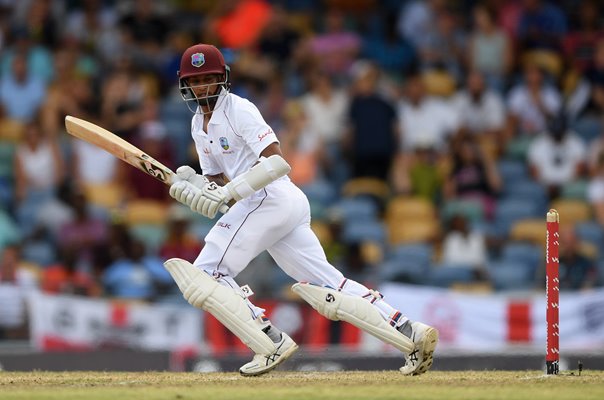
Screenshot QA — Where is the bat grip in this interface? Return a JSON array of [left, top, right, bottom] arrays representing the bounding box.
[[219, 204, 229, 214]]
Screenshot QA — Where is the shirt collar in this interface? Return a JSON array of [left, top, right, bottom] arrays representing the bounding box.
[[208, 91, 229, 126]]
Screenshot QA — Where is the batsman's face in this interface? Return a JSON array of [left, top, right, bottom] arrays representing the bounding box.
[[187, 74, 222, 100]]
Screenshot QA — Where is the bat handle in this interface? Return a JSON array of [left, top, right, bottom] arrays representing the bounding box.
[[219, 204, 229, 214]]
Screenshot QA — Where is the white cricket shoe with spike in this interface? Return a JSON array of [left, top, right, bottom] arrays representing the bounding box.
[[399, 321, 439, 376], [239, 332, 298, 376]]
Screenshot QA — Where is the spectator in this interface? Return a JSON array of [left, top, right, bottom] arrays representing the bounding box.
[[301, 70, 349, 181], [528, 115, 587, 199], [453, 70, 506, 141], [557, 227, 598, 290], [517, 0, 567, 51], [397, 72, 460, 153], [13, 119, 64, 205], [257, 4, 301, 68], [418, 8, 466, 82], [443, 136, 502, 219], [304, 8, 361, 78], [441, 214, 488, 278], [103, 239, 173, 300], [506, 63, 562, 137], [345, 61, 398, 180], [0, 245, 37, 339], [467, 4, 513, 92], [159, 205, 204, 263], [41, 247, 100, 296], [393, 142, 444, 201], [562, 0, 604, 73], [397, 0, 443, 50], [587, 154, 604, 227], [278, 100, 320, 186], [0, 51, 46, 123]]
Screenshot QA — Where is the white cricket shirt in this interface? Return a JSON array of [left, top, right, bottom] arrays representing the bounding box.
[[191, 93, 280, 181]]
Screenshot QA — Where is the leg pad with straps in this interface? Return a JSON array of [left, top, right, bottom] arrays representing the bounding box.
[[292, 282, 413, 353], [164, 258, 277, 355]]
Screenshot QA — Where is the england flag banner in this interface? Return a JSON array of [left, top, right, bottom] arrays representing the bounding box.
[[27, 291, 203, 352]]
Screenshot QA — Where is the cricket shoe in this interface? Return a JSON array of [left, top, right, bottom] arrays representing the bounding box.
[[239, 332, 298, 376], [399, 321, 439, 376]]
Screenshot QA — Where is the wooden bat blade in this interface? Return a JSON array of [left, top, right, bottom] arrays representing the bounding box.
[[65, 115, 175, 185]]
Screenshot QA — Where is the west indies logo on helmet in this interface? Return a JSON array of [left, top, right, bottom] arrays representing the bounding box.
[[178, 44, 231, 114]]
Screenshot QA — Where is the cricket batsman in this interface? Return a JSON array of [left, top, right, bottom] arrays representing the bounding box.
[[164, 43, 438, 376]]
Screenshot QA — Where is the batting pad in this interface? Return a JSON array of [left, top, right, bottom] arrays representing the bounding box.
[[292, 283, 414, 354], [164, 258, 277, 355]]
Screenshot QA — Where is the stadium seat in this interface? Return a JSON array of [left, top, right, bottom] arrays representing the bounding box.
[[342, 220, 386, 244], [427, 264, 475, 288], [550, 199, 591, 227], [379, 259, 429, 284], [335, 197, 379, 223], [83, 182, 124, 210], [522, 49, 563, 77], [561, 180, 588, 200], [0, 118, 24, 141], [342, 177, 390, 200], [422, 70, 456, 97], [124, 200, 168, 225], [387, 196, 435, 221], [571, 116, 602, 144], [388, 219, 439, 245], [500, 242, 542, 277], [301, 179, 338, 207], [0, 142, 16, 179], [509, 219, 546, 245], [311, 221, 333, 245], [575, 221, 604, 248], [388, 243, 433, 267], [503, 180, 548, 209], [497, 159, 529, 182], [494, 198, 542, 236], [488, 261, 535, 291], [441, 198, 485, 224]]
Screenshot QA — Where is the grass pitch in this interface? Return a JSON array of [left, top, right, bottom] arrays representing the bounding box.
[[1, 370, 603, 400]]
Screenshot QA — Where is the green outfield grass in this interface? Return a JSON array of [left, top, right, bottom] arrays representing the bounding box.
[[1, 370, 603, 400]]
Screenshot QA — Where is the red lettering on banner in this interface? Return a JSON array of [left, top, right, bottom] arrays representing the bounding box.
[[507, 302, 531, 342], [111, 303, 128, 327]]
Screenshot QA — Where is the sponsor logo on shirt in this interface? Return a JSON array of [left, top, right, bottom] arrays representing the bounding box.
[[258, 130, 272, 141], [203, 148, 210, 154], [219, 137, 229, 150], [217, 222, 231, 229]]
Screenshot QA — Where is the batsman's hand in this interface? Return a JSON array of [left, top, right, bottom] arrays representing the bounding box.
[[169, 166, 228, 218]]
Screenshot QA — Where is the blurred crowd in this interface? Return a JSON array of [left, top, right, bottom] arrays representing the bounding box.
[[2, 0, 604, 339]]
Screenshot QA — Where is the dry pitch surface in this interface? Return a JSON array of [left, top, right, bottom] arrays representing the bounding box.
[[1, 370, 603, 400]]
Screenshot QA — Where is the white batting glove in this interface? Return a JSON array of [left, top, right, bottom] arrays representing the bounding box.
[[169, 166, 228, 218]]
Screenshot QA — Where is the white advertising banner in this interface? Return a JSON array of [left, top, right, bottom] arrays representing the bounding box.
[[379, 283, 604, 352], [27, 291, 203, 352]]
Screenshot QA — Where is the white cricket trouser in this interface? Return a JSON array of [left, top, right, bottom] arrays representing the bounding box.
[[194, 179, 404, 326]]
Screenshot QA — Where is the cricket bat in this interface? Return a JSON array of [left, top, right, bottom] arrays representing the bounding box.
[[64, 116, 290, 214]]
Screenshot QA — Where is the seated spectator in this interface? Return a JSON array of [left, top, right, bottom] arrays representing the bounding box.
[[557, 227, 598, 290], [304, 8, 361, 78], [0, 51, 46, 123], [506, 63, 562, 137], [103, 239, 173, 300], [517, 0, 567, 51], [278, 100, 319, 187], [587, 154, 604, 226], [301, 71, 348, 181], [346, 61, 398, 180], [397, 72, 460, 154], [417, 8, 466, 82], [562, 0, 604, 73], [41, 247, 100, 297], [528, 115, 587, 199], [467, 4, 513, 92], [443, 136, 502, 219], [362, 13, 417, 77], [393, 142, 443, 201], [453, 70, 506, 141], [0, 245, 38, 339], [159, 205, 204, 263], [257, 4, 301, 68], [126, 100, 173, 202], [57, 190, 108, 269], [14, 119, 64, 207], [441, 215, 488, 279]]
